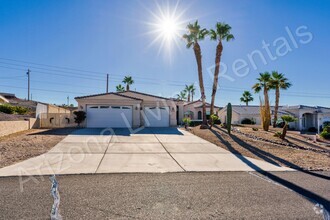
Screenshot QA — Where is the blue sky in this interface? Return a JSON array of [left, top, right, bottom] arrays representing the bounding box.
[[0, 0, 329, 107]]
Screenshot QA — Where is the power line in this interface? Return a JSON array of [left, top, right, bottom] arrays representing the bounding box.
[[0, 58, 329, 99]]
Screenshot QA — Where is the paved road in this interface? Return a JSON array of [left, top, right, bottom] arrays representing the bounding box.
[[0, 128, 292, 176], [1, 171, 329, 219]]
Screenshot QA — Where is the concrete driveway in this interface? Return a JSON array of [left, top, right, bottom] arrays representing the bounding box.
[[0, 128, 293, 176]]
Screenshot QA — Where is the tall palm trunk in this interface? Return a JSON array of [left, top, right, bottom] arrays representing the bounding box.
[[126, 85, 129, 91], [193, 43, 207, 127], [187, 93, 190, 102], [191, 93, 194, 101], [263, 87, 270, 131], [273, 87, 280, 127], [246, 102, 248, 106], [210, 42, 223, 115]]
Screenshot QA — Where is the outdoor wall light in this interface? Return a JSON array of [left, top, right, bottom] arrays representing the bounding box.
[[140, 107, 143, 110], [135, 106, 138, 110], [171, 107, 175, 111]]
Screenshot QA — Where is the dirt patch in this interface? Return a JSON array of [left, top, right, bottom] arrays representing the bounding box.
[[0, 128, 78, 168], [189, 125, 330, 171]]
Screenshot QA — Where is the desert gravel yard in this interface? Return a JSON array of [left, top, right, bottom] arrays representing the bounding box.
[[0, 128, 78, 168], [190, 125, 330, 171]]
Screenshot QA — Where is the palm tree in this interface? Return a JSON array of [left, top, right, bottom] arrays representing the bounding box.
[[280, 115, 297, 140], [177, 90, 187, 101], [183, 20, 209, 128], [191, 85, 196, 101], [184, 84, 195, 102], [116, 84, 125, 92], [240, 91, 254, 106], [122, 76, 134, 91], [209, 22, 234, 115], [270, 71, 292, 127], [252, 72, 272, 131]]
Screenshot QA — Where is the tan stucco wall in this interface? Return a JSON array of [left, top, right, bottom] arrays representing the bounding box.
[[76, 97, 179, 127], [184, 105, 220, 120], [40, 113, 75, 128], [0, 121, 29, 137], [48, 105, 71, 114]]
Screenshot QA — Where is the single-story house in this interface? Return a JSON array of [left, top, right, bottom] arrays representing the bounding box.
[[281, 105, 330, 132], [218, 104, 330, 132], [74, 91, 221, 128]]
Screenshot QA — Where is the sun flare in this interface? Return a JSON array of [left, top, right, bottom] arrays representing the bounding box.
[[143, 1, 190, 58]]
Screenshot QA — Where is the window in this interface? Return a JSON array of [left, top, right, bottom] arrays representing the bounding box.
[[159, 107, 166, 110], [198, 111, 202, 120], [89, 106, 98, 109], [149, 107, 156, 110], [100, 106, 109, 109], [122, 107, 130, 109], [111, 106, 121, 109]]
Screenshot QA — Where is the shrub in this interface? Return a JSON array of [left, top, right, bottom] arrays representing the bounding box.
[[320, 130, 330, 139], [13, 106, 29, 114], [323, 121, 330, 128], [0, 104, 15, 114], [252, 128, 258, 131], [0, 104, 29, 114], [189, 120, 203, 127], [182, 117, 191, 129], [308, 127, 317, 132], [209, 114, 219, 128], [241, 118, 255, 125], [274, 131, 282, 137], [214, 119, 221, 125], [73, 111, 86, 126]]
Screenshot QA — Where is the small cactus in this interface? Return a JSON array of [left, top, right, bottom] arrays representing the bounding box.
[[227, 103, 232, 134]]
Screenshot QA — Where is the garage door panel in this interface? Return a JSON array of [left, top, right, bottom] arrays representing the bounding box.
[[87, 105, 132, 128], [144, 107, 169, 127]]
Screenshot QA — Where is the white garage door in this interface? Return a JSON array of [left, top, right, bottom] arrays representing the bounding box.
[[144, 107, 170, 127], [86, 105, 132, 128]]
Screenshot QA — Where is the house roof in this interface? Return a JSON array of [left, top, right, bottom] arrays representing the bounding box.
[[118, 90, 171, 100], [222, 105, 294, 116], [282, 105, 330, 112], [184, 100, 220, 108], [74, 92, 143, 101]]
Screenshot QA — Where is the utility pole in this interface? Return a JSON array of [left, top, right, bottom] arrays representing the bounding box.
[[106, 74, 109, 93], [27, 69, 30, 101], [67, 96, 69, 106]]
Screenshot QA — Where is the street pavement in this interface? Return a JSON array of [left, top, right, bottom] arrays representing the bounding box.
[[0, 171, 329, 219]]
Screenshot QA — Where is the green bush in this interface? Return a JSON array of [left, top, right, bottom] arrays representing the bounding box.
[[320, 130, 330, 139], [0, 104, 15, 114], [182, 117, 191, 128], [73, 111, 86, 126], [214, 119, 221, 125], [323, 121, 330, 127], [252, 128, 258, 131], [0, 104, 29, 114], [189, 120, 203, 127], [13, 106, 29, 114], [274, 131, 282, 137], [241, 118, 255, 125]]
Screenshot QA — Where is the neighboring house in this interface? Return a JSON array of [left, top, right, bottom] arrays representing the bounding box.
[[183, 100, 221, 120], [74, 91, 221, 128], [0, 95, 9, 103], [218, 104, 330, 132], [282, 105, 330, 132], [0, 92, 38, 112]]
